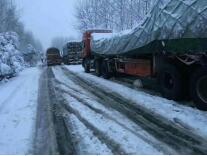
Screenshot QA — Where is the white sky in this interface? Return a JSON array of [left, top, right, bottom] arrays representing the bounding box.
[[15, 0, 80, 50]]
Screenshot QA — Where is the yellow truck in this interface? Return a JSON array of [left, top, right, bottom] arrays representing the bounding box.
[[46, 48, 62, 66]]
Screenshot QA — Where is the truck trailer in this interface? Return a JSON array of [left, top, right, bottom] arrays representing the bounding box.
[[82, 0, 207, 110], [62, 41, 83, 65]]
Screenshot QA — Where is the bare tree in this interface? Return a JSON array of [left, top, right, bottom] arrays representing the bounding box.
[[75, 0, 156, 33]]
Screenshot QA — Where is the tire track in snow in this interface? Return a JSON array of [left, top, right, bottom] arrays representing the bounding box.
[[34, 67, 76, 155], [64, 114, 113, 155], [56, 91, 162, 155], [61, 66, 207, 155], [47, 67, 114, 155], [52, 89, 128, 154], [51, 67, 174, 154], [33, 69, 59, 155], [51, 68, 129, 154], [47, 68, 77, 155], [52, 67, 165, 154], [53, 79, 176, 154]]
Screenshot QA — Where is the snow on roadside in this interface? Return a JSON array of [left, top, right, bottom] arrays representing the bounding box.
[[65, 65, 207, 139], [63, 93, 163, 155], [65, 114, 112, 155], [0, 67, 41, 154]]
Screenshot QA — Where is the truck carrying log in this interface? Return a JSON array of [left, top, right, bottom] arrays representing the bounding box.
[[62, 41, 83, 65], [91, 0, 207, 56]]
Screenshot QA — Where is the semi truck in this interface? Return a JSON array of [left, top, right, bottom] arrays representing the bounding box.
[[82, 0, 207, 110], [46, 47, 62, 66], [62, 41, 83, 65]]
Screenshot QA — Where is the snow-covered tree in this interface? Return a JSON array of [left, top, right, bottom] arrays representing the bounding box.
[[0, 0, 43, 50], [0, 32, 25, 76], [22, 44, 40, 67], [51, 36, 76, 51], [0, 0, 43, 76]]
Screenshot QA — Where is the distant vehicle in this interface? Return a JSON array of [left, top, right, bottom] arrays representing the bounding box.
[[46, 48, 62, 66], [62, 41, 83, 65]]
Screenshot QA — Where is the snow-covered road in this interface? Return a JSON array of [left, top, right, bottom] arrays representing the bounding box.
[[52, 67, 171, 154], [65, 65, 207, 139], [0, 67, 41, 154], [41, 65, 207, 155], [0, 65, 207, 155]]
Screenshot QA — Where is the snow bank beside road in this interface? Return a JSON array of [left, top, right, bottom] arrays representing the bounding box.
[[0, 67, 41, 154], [65, 65, 207, 139]]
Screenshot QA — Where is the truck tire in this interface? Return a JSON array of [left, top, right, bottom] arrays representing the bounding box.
[[95, 59, 102, 77], [83, 59, 90, 73], [101, 61, 111, 79], [190, 66, 207, 110], [158, 64, 183, 100]]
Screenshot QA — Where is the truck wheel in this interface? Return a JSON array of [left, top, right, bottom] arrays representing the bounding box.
[[190, 66, 207, 110], [95, 59, 102, 77], [158, 64, 183, 100], [83, 59, 90, 73], [101, 61, 111, 79]]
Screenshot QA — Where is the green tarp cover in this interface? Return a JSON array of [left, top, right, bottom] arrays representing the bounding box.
[[91, 0, 207, 56]]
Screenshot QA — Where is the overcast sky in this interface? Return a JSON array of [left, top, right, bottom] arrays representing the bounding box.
[[15, 0, 80, 50]]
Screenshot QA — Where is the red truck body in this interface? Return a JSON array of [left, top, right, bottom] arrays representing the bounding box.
[[82, 32, 91, 58], [115, 58, 152, 77]]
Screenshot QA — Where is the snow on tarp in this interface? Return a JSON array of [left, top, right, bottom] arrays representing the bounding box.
[[91, 0, 207, 56]]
